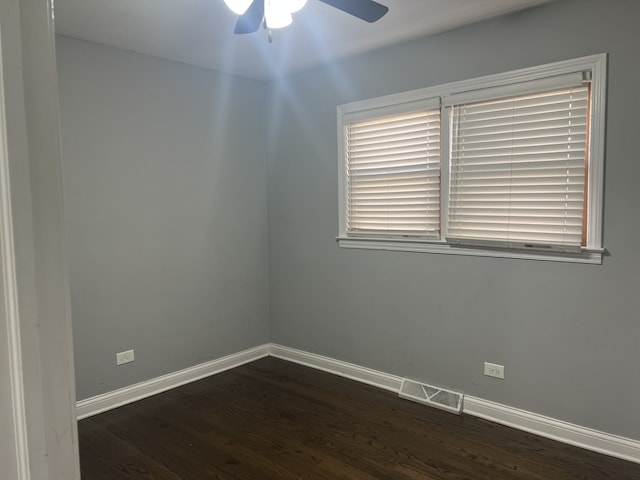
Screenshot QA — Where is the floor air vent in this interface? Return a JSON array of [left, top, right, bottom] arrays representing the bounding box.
[[398, 379, 464, 414]]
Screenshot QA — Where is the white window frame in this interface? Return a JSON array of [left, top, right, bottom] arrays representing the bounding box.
[[337, 54, 607, 264]]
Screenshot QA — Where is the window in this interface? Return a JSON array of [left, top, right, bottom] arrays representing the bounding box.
[[345, 109, 441, 238], [338, 55, 606, 264]]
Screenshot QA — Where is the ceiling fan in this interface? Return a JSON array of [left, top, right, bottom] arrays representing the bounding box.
[[225, 0, 389, 35]]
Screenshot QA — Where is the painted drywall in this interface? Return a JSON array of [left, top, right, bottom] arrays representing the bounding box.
[[266, 0, 640, 440], [56, 37, 269, 400]]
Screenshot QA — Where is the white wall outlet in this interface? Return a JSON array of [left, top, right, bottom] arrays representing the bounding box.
[[484, 362, 505, 379], [116, 349, 135, 365]]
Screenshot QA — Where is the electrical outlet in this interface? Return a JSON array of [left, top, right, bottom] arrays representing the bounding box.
[[116, 349, 135, 365], [484, 362, 504, 379]]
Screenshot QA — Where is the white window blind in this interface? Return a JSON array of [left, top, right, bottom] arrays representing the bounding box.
[[447, 85, 590, 248], [345, 109, 441, 237]]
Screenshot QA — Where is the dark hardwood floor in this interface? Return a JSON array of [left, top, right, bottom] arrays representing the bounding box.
[[79, 357, 640, 479]]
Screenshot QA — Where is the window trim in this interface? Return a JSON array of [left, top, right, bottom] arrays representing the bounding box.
[[337, 54, 607, 264]]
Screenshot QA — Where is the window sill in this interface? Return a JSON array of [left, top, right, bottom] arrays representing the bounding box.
[[336, 237, 603, 265]]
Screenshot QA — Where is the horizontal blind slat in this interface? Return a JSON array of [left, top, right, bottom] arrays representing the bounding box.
[[346, 108, 442, 236], [448, 85, 589, 246]]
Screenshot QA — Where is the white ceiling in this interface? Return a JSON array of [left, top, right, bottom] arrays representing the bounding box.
[[54, 0, 554, 80]]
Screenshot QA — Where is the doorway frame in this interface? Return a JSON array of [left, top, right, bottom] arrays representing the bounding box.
[[0, 0, 80, 478]]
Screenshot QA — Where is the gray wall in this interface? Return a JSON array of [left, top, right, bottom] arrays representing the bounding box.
[[57, 0, 640, 442], [266, 0, 640, 440], [56, 37, 269, 400]]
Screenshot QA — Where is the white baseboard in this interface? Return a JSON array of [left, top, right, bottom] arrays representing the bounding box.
[[75, 343, 640, 465], [464, 396, 640, 464], [75, 344, 270, 420], [269, 344, 403, 392], [269, 344, 640, 465]]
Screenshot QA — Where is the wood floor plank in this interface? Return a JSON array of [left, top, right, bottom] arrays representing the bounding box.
[[78, 357, 640, 479]]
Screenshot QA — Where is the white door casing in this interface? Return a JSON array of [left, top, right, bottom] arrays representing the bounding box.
[[0, 0, 80, 479]]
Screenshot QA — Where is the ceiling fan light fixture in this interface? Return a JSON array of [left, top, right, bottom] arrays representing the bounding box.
[[265, 0, 293, 29], [224, 0, 253, 15], [231, 0, 388, 36]]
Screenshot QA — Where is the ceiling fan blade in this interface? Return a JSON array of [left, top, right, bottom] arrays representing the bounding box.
[[318, 0, 388, 23], [234, 0, 265, 34]]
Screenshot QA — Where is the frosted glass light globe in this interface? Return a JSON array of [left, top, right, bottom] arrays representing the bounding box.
[[265, 0, 293, 29], [283, 0, 307, 13], [224, 0, 253, 15]]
